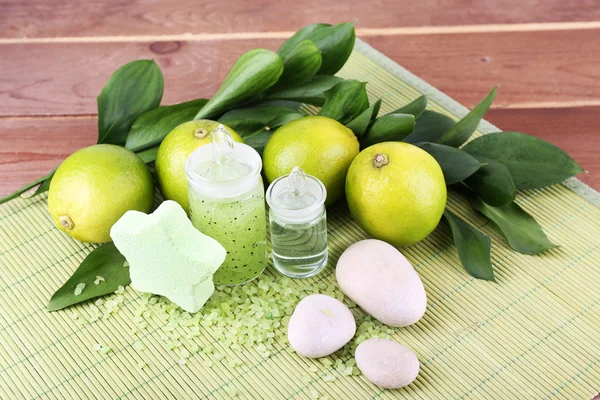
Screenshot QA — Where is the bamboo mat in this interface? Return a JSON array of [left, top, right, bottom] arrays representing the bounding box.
[[1, 39, 599, 400]]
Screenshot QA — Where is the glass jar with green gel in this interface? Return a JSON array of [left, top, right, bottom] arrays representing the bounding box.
[[185, 125, 267, 285]]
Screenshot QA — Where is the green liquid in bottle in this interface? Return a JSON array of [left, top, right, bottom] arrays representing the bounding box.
[[189, 182, 267, 285]]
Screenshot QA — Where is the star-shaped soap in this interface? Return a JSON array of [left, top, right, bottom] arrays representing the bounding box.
[[110, 200, 226, 313]]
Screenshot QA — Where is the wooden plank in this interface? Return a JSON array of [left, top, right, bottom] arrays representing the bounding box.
[[486, 106, 599, 190], [1, 107, 598, 197], [362, 28, 600, 109], [2, 0, 600, 39], [1, 28, 600, 117], [0, 117, 96, 197]]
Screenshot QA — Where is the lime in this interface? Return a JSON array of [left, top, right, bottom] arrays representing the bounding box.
[[155, 120, 243, 213], [263, 116, 359, 205], [346, 142, 447, 247], [48, 144, 154, 243]]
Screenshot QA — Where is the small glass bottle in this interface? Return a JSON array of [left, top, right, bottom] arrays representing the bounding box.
[[266, 166, 328, 278], [185, 124, 267, 285]]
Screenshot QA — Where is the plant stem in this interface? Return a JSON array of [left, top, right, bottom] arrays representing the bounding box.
[[0, 172, 52, 205]]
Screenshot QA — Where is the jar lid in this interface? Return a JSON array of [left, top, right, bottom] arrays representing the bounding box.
[[266, 166, 327, 224], [185, 124, 262, 198]]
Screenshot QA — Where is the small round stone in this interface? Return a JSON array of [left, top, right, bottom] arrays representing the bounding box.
[[355, 338, 419, 389], [288, 294, 356, 358], [336, 239, 427, 327]]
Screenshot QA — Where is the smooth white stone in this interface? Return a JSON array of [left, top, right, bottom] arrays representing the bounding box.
[[336, 239, 427, 327], [287, 294, 356, 358], [355, 338, 420, 389]]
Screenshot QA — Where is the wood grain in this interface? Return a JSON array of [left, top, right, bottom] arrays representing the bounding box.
[[1, 28, 599, 117], [2, 0, 600, 39], [0, 117, 96, 196], [1, 106, 598, 197], [362, 28, 600, 109]]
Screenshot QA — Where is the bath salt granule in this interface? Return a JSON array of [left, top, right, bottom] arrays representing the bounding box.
[[74, 283, 85, 296]]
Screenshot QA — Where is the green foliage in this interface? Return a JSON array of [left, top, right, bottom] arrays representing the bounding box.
[[470, 197, 556, 254], [194, 49, 284, 120], [48, 243, 130, 311], [219, 106, 305, 154], [403, 110, 456, 144], [267, 75, 344, 106], [126, 99, 208, 152], [278, 22, 355, 75], [275, 40, 322, 88], [360, 113, 415, 148], [438, 87, 496, 147], [463, 131, 584, 189], [444, 209, 495, 281], [97, 60, 164, 146], [463, 156, 516, 207], [390, 95, 428, 119], [345, 99, 382, 137], [318, 80, 369, 125], [416, 143, 483, 185]]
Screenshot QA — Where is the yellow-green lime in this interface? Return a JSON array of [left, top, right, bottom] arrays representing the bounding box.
[[48, 144, 154, 243], [346, 142, 447, 247], [263, 116, 359, 205], [155, 120, 243, 213]]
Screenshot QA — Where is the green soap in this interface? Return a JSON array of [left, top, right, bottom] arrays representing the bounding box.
[[110, 200, 226, 313]]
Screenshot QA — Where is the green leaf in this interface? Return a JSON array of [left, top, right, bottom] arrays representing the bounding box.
[[278, 23, 330, 58], [438, 87, 497, 147], [470, 197, 557, 254], [136, 146, 159, 163], [279, 22, 355, 75], [462, 131, 584, 189], [464, 155, 516, 207], [97, 60, 164, 146], [360, 113, 415, 148], [125, 98, 208, 152], [194, 49, 284, 120], [416, 142, 483, 185], [228, 121, 275, 155], [219, 106, 304, 126], [308, 22, 356, 75], [390, 95, 428, 119], [249, 100, 303, 110], [443, 209, 495, 281], [267, 75, 344, 106], [219, 106, 305, 154], [345, 99, 382, 137], [275, 40, 322, 88], [402, 110, 456, 144], [318, 80, 369, 125], [48, 243, 130, 311]]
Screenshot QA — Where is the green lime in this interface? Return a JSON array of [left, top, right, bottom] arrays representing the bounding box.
[[155, 120, 243, 213], [263, 116, 359, 205], [48, 144, 154, 243], [346, 142, 447, 246]]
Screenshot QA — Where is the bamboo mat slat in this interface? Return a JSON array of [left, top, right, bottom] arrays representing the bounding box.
[[0, 39, 599, 399]]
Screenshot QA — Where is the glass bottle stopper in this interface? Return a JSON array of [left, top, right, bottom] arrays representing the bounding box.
[[211, 124, 234, 165], [288, 166, 306, 197]]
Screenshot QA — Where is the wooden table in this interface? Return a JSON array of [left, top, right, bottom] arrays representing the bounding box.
[[1, 0, 599, 197]]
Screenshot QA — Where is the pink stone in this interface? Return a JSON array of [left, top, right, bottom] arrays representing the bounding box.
[[356, 338, 420, 389], [287, 294, 356, 358], [336, 239, 427, 327]]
